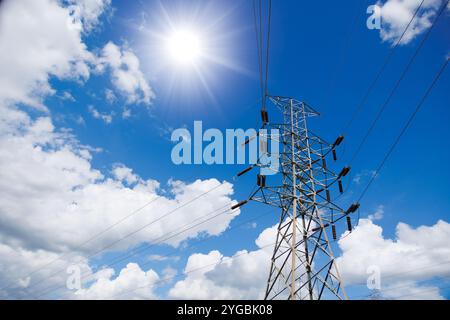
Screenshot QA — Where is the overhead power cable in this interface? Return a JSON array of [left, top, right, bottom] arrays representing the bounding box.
[[0, 195, 163, 293], [109, 241, 277, 300], [337, 56, 448, 243], [263, 0, 272, 107], [348, 0, 448, 165], [110, 249, 450, 300], [34, 204, 235, 298], [253, 0, 264, 105], [34, 183, 259, 298], [252, 0, 272, 111], [357, 57, 449, 203], [14, 181, 226, 295], [342, 0, 426, 135]]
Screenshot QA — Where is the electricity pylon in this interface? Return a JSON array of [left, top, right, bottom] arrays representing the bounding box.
[[234, 96, 359, 300]]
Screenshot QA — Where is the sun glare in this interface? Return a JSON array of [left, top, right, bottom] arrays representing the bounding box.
[[167, 29, 202, 66]]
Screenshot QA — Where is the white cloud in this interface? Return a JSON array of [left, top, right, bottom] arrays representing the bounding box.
[[0, 0, 105, 109], [148, 254, 180, 262], [337, 219, 450, 299], [0, 0, 221, 301], [71, 263, 159, 300], [368, 205, 385, 221], [105, 88, 116, 104], [0, 105, 239, 298], [353, 170, 377, 185], [112, 164, 140, 185], [61, 91, 76, 102], [122, 108, 132, 119], [168, 225, 277, 300], [168, 218, 450, 300], [378, 280, 444, 300], [68, 0, 112, 32], [88, 105, 113, 124], [0, 242, 92, 299], [377, 0, 445, 45], [97, 42, 155, 105], [0, 107, 239, 252]]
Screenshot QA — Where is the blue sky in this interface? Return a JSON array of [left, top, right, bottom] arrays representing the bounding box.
[[0, 0, 449, 300]]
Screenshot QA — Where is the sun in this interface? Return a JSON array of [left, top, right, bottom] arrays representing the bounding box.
[[166, 29, 202, 66]]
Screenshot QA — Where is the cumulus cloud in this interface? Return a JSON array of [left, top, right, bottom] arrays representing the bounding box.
[[168, 218, 450, 300], [0, 242, 92, 299], [0, 0, 234, 299], [71, 263, 159, 300], [68, 0, 112, 32], [168, 225, 277, 300], [377, 0, 445, 45], [0, 0, 106, 109], [0, 104, 239, 298], [0, 0, 152, 111], [0, 107, 239, 252], [337, 219, 450, 299], [97, 42, 155, 105]]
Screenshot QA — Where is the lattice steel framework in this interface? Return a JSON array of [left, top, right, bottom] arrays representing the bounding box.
[[248, 96, 358, 300]]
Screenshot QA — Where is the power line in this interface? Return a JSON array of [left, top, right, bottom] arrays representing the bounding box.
[[107, 209, 276, 299], [252, 0, 272, 111], [336, 56, 448, 243], [125, 208, 273, 274], [351, 276, 450, 300], [109, 248, 450, 300], [4, 10, 276, 290], [33, 182, 260, 298], [109, 241, 277, 300], [348, 0, 448, 165], [357, 57, 448, 203], [323, 0, 369, 108], [253, 0, 264, 104], [342, 0, 426, 135], [0, 195, 163, 293], [392, 283, 450, 300], [34, 204, 235, 299], [16, 182, 227, 295], [263, 0, 272, 106], [345, 260, 450, 289], [3, 48, 269, 291]]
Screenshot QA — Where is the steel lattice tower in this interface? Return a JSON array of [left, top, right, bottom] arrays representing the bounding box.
[[240, 96, 359, 300]]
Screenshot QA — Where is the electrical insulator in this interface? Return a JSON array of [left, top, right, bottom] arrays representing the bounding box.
[[260, 110, 269, 124], [231, 200, 248, 210], [333, 135, 345, 147], [338, 166, 351, 178], [322, 157, 327, 170], [237, 166, 254, 177], [332, 149, 337, 161], [346, 203, 360, 214], [257, 174, 266, 187], [326, 190, 331, 202], [338, 180, 343, 194], [346, 216, 352, 232], [332, 224, 337, 240]]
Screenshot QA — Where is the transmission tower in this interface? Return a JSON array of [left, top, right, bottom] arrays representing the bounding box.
[[234, 96, 359, 300]]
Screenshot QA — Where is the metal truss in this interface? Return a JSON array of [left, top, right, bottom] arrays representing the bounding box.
[[244, 96, 359, 300]]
